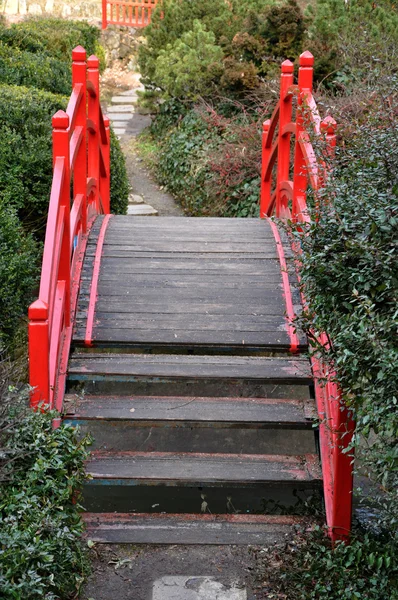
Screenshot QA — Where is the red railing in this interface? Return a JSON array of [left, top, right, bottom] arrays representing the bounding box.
[[28, 46, 110, 415], [102, 0, 159, 28], [261, 51, 354, 542]]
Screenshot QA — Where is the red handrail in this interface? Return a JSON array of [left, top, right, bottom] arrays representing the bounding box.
[[28, 46, 110, 414], [261, 51, 354, 543], [102, 0, 159, 28]]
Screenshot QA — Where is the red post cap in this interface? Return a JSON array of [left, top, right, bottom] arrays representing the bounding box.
[[299, 51, 314, 67], [103, 115, 110, 128], [29, 299, 49, 320], [52, 110, 69, 129], [72, 45, 86, 61], [87, 55, 99, 69], [321, 116, 337, 135], [263, 119, 270, 132], [281, 59, 294, 74]]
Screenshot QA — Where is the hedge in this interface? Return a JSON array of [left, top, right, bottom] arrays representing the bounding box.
[[0, 17, 102, 66], [0, 205, 39, 351], [0, 84, 128, 232], [0, 41, 71, 95]]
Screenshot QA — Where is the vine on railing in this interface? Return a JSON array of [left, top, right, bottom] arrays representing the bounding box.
[[261, 51, 355, 543], [28, 46, 110, 414], [101, 0, 159, 28]]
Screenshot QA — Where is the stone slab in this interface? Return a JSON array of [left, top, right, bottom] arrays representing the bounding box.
[[111, 95, 137, 103], [107, 104, 135, 112], [108, 113, 132, 122], [153, 576, 246, 600], [113, 129, 126, 136], [129, 193, 145, 204], [127, 204, 159, 216]]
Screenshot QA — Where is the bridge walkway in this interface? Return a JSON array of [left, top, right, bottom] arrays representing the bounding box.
[[65, 215, 321, 545]]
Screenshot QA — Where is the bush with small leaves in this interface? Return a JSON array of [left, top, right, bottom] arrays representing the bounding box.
[[0, 385, 91, 599]]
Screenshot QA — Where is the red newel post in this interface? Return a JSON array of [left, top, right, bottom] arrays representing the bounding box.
[[72, 46, 87, 233], [260, 120, 270, 218], [52, 110, 71, 327], [293, 51, 314, 222], [321, 116, 337, 158], [276, 60, 294, 218], [87, 55, 100, 213], [29, 300, 50, 409]]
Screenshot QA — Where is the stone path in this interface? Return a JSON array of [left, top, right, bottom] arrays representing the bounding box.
[[105, 84, 184, 217]]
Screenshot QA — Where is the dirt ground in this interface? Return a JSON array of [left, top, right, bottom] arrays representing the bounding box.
[[81, 542, 286, 600]]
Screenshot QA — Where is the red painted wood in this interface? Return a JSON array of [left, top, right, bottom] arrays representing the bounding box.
[[28, 47, 110, 411], [267, 219, 299, 354], [85, 214, 113, 347], [102, 0, 159, 28], [260, 51, 354, 542]]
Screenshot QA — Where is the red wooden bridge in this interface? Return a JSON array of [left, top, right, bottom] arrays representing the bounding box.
[[28, 48, 354, 545]]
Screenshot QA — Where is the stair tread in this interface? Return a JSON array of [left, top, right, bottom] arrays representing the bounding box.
[[83, 512, 301, 545], [87, 451, 321, 483], [65, 394, 315, 424], [68, 353, 312, 383]]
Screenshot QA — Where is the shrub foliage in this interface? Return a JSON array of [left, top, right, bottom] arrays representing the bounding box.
[[0, 383, 91, 599]]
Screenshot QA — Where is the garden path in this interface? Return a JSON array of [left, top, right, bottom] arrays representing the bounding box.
[[104, 81, 184, 217]]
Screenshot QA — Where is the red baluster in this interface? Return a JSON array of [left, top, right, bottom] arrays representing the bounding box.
[[87, 55, 100, 213], [276, 60, 294, 218], [102, 115, 111, 214], [260, 120, 270, 218], [102, 0, 107, 28], [52, 110, 71, 327], [293, 51, 314, 222]]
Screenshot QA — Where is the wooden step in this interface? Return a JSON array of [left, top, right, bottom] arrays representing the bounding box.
[[83, 451, 322, 514], [83, 513, 302, 545], [64, 394, 316, 454], [67, 353, 313, 398]]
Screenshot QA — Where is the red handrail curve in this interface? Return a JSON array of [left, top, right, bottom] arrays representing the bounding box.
[[28, 46, 110, 415], [102, 0, 159, 28], [261, 51, 355, 543]]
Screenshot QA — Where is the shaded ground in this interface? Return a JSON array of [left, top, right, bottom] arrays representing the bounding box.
[[81, 542, 283, 600]]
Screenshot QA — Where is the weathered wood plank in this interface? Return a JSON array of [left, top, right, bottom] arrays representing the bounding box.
[[76, 300, 299, 315], [86, 451, 320, 483], [73, 329, 291, 347], [68, 353, 312, 383], [65, 395, 311, 424]]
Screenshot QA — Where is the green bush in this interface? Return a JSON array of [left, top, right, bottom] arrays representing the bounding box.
[[290, 90, 398, 526], [0, 386, 91, 599], [138, 0, 238, 86], [306, 0, 398, 86], [0, 17, 101, 65], [153, 107, 217, 214], [0, 85, 128, 231], [257, 526, 398, 600], [0, 85, 66, 230], [0, 42, 71, 95], [154, 20, 224, 100], [0, 206, 39, 351], [110, 128, 130, 215]]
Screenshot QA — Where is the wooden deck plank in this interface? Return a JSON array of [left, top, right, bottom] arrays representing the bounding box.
[[74, 216, 304, 351], [68, 353, 312, 383]]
